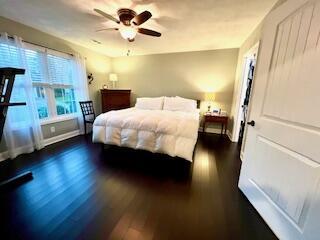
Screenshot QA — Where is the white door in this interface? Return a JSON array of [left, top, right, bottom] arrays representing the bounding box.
[[239, 0, 320, 239]]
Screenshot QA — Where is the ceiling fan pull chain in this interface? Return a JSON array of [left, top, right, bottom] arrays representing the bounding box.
[[125, 40, 131, 56]]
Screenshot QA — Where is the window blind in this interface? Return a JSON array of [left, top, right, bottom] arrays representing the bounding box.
[[0, 41, 28, 124], [47, 54, 73, 85], [0, 38, 79, 121], [25, 49, 45, 83], [0, 43, 21, 68]]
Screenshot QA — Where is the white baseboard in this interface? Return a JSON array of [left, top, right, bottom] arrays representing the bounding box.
[[0, 151, 9, 162], [0, 144, 34, 162], [0, 130, 81, 162], [43, 130, 80, 146], [226, 130, 233, 141], [199, 127, 223, 134], [199, 127, 233, 142], [240, 151, 244, 161], [228, 129, 239, 143]]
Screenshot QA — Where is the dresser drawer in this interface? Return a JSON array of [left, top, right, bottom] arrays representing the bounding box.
[[204, 115, 228, 123], [101, 89, 131, 113]]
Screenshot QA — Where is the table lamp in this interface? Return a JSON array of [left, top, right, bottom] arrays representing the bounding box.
[[109, 73, 118, 89], [205, 92, 215, 113]]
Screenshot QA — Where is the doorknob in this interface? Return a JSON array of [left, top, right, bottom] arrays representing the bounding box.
[[247, 120, 255, 127]]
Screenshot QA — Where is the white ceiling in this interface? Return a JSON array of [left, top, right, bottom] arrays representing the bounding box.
[[0, 0, 278, 57]]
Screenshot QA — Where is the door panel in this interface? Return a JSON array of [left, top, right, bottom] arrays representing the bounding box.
[[263, 1, 320, 127], [239, 0, 320, 239], [252, 136, 318, 226]]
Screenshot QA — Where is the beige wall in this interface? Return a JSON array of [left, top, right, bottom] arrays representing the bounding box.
[[0, 0, 291, 158], [113, 49, 239, 133], [113, 48, 238, 114], [0, 16, 239, 150], [1, 15, 239, 147], [41, 119, 79, 139]]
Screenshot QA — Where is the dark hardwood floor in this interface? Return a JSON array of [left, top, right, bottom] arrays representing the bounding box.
[[0, 133, 277, 240]]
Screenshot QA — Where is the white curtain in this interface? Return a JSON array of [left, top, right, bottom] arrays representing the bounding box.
[[72, 53, 89, 135], [0, 33, 44, 159]]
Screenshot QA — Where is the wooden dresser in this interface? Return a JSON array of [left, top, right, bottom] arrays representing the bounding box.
[[101, 89, 131, 113]]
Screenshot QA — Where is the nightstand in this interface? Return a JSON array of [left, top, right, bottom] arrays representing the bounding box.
[[203, 114, 228, 135]]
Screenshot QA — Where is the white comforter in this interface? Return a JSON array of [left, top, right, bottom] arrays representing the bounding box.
[[92, 108, 200, 161]]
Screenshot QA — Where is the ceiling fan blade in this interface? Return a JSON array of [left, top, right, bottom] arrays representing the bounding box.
[[94, 9, 120, 24], [132, 11, 152, 25], [96, 28, 119, 32], [138, 28, 161, 37]]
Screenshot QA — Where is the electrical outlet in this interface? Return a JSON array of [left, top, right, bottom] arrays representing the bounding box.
[[50, 126, 55, 133]]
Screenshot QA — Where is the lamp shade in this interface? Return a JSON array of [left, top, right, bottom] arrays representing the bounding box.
[[205, 92, 215, 102], [109, 73, 118, 82]]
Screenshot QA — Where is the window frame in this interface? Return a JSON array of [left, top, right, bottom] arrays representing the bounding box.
[[24, 43, 78, 124]]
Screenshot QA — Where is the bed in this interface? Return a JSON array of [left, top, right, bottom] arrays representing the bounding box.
[[92, 96, 200, 161]]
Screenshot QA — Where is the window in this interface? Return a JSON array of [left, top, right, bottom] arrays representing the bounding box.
[[54, 88, 77, 115], [33, 86, 49, 119], [25, 46, 77, 121], [0, 42, 30, 126]]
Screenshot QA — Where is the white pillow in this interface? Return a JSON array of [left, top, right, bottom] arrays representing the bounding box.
[[135, 97, 164, 110], [176, 96, 198, 109], [163, 96, 197, 112]]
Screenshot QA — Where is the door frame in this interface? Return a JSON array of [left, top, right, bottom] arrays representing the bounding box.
[[232, 42, 259, 150]]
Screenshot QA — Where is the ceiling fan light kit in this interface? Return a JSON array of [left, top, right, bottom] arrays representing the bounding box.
[[94, 8, 161, 42], [119, 24, 137, 42]]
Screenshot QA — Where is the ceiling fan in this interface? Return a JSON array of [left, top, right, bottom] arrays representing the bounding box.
[[94, 8, 161, 42]]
